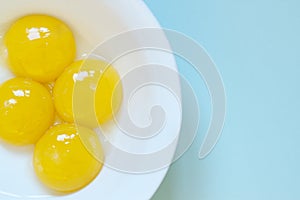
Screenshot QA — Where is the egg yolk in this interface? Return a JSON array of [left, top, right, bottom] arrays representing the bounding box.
[[4, 14, 76, 83], [53, 59, 123, 127], [0, 78, 54, 145], [33, 124, 103, 192]]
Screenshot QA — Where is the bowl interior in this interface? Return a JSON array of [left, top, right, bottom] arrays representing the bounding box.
[[0, 0, 181, 199]]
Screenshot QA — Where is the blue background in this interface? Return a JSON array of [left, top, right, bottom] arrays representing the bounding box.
[[144, 0, 300, 199]]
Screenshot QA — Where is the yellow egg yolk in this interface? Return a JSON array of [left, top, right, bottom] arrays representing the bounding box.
[[53, 59, 123, 127], [0, 78, 54, 145], [4, 14, 76, 83], [33, 124, 103, 192]]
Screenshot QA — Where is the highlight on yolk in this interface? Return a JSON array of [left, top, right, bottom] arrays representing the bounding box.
[[53, 59, 123, 127], [0, 78, 54, 145], [33, 124, 104, 193], [4, 14, 76, 83]]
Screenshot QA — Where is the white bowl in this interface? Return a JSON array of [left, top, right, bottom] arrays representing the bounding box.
[[0, 1, 181, 199]]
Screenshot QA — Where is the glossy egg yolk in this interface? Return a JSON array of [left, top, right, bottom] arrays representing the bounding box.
[[53, 59, 123, 127], [0, 78, 54, 145], [4, 14, 76, 83], [33, 124, 103, 192]]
